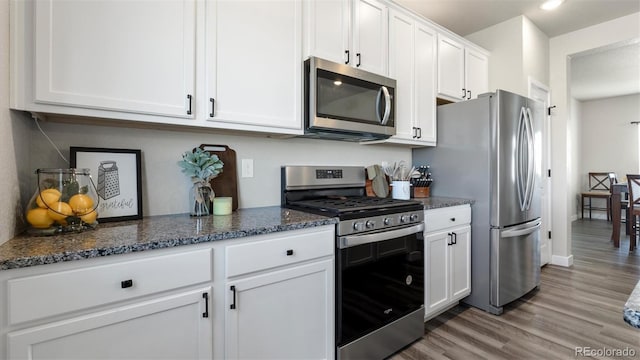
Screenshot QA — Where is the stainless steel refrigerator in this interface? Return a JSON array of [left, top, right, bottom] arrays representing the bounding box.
[[413, 89, 543, 315]]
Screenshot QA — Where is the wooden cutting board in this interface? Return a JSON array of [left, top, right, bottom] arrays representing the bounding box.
[[198, 144, 238, 211]]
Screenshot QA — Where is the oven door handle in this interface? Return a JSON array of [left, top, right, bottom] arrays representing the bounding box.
[[338, 223, 424, 249]]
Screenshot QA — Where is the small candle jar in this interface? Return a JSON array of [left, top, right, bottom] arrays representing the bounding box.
[[213, 197, 233, 215]]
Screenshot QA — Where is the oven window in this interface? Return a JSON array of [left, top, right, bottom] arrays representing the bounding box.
[[316, 69, 394, 126], [336, 233, 424, 346]]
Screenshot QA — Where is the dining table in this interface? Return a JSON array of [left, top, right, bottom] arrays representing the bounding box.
[[611, 182, 628, 247]]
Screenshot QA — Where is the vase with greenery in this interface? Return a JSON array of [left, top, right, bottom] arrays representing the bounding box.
[[178, 148, 224, 216]]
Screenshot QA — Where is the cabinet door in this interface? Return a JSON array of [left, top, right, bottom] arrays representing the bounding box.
[[414, 22, 437, 144], [33, 0, 196, 118], [206, 0, 302, 132], [449, 226, 471, 300], [226, 259, 334, 360], [8, 288, 212, 360], [437, 34, 464, 101], [352, 0, 388, 75], [304, 0, 350, 65], [464, 48, 489, 100], [388, 10, 415, 141], [424, 230, 450, 317]]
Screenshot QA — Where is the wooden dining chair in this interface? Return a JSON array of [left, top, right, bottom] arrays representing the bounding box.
[[627, 174, 640, 252], [581, 172, 612, 220], [610, 173, 631, 233]]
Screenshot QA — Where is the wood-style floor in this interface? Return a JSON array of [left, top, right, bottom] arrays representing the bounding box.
[[394, 219, 640, 359]]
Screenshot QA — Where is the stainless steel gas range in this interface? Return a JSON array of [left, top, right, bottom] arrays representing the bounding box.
[[281, 166, 425, 360]]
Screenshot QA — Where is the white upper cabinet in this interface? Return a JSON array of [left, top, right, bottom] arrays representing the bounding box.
[[303, 0, 350, 65], [352, 0, 388, 75], [30, 0, 196, 118], [372, 8, 435, 147], [305, 0, 388, 76], [205, 0, 302, 133], [437, 34, 465, 101], [437, 33, 488, 102], [464, 47, 489, 101]]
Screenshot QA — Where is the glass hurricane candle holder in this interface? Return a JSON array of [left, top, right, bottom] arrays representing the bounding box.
[[25, 168, 100, 235]]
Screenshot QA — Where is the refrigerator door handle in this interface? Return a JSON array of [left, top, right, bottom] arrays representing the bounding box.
[[516, 106, 536, 211], [501, 221, 541, 238], [524, 107, 536, 210], [516, 107, 527, 211]]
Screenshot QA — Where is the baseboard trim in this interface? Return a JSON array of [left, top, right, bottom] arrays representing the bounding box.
[[551, 254, 573, 267]]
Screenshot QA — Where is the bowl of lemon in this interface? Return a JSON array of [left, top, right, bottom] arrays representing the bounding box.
[[25, 169, 99, 235]]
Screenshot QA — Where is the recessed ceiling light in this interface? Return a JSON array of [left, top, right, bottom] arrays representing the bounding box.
[[540, 0, 565, 10]]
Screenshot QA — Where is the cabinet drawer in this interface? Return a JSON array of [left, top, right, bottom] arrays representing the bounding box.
[[8, 249, 212, 325], [226, 227, 334, 278], [424, 205, 471, 232]]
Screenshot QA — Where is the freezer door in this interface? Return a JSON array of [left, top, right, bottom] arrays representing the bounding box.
[[491, 90, 542, 227], [490, 219, 541, 307]]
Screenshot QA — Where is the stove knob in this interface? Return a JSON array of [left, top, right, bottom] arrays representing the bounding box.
[[410, 214, 419, 222], [383, 217, 391, 226], [353, 222, 365, 231], [366, 220, 375, 229], [400, 215, 410, 223]]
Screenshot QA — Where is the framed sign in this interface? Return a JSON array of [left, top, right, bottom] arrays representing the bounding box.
[[70, 147, 142, 222]]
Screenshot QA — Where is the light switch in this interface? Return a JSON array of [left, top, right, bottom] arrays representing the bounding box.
[[241, 159, 254, 178]]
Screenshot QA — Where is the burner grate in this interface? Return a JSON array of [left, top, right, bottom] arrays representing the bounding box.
[[290, 196, 418, 214]]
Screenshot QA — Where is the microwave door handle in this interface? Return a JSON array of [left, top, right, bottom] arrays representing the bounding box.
[[375, 87, 383, 124], [380, 86, 391, 125]]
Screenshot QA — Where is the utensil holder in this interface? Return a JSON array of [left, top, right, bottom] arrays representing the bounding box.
[[391, 181, 410, 200]]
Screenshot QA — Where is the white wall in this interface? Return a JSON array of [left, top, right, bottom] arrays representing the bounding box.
[[0, 0, 32, 245], [28, 121, 411, 217], [569, 97, 582, 220], [466, 15, 549, 95], [549, 12, 640, 264], [578, 94, 640, 218], [523, 17, 549, 87], [466, 16, 523, 94]]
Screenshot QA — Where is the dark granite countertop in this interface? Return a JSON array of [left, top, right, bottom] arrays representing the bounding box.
[[0, 207, 337, 271], [624, 279, 640, 328], [414, 196, 475, 210]]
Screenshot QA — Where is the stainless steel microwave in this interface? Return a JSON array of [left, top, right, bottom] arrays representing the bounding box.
[[303, 57, 396, 141]]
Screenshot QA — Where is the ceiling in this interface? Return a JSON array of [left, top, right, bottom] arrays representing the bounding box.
[[394, 0, 640, 101], [570, 41, 640, 101], [393, 0, 640, 37]]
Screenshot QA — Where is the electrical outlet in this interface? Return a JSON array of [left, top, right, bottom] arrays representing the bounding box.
[[241, 159, 254, 178]]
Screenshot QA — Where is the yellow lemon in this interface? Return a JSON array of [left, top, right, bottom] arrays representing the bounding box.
[[36, 189, 61, 209], [47, 201, 73, 221], [80, 210, 98, 224], [68, 194, 94, 215], [26, 208, 54, 228]]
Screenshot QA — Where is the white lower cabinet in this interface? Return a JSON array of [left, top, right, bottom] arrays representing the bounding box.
[[8, 288, 212, 360], [424, 205, 471, 320], [225, 260, 334, 359], [224, 227, 335, 360]]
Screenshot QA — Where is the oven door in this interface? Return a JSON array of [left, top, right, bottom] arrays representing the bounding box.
[[336, 223, 424, 348]]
